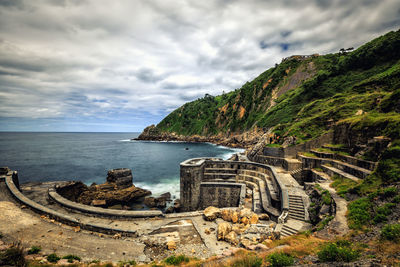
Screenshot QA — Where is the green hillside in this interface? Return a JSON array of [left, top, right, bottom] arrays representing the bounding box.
[[155, 29, 400, 144]]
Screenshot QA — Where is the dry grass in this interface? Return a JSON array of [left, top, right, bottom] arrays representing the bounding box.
[[372, 241, 400, 266], [261, 233, 327, 259]]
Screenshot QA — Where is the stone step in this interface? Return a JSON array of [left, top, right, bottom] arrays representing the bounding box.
[[289, 211, 305, 217], [281, 227, 298, 237], [282, 224, 298, 234], [322, 145, 350, 153], [288, 214, 305, 221], [203, 173, 236, 180], [289, 203, 304, 208], [321, 165, 360, 182], [289, 195, 303, 199], [329, 159, 371, 179], [204, 168, 237, 174], [311, 169, 331, 181], [289, 202, 304, 207], [289, 206, 304, 212]]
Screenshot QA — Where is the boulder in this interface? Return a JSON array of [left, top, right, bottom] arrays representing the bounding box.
[[160, 192, 172, 201], [240, 238, 252, 249], [231, 211, 239, 223], [173, 199, 181, 212], [232, 223, 249, 235], [204, 206, 221, 221], [91, 199, 106, 207], [217, 222, 232, 240], [78, 184, 151, 206], [144, 195, 168, 209], [221, 209, 230, 222], [259, 213, 270, 221], [56, 181, 88, 202], [106, 168, 133, 189], [249, 214, 259, 224], [165, 206, 174, 213], [239, 208, 253, 219], [167, 240, 177, 250], [144, 197, 157, 208], [225, 231, 238, 246], [240, 216, 249, 225]]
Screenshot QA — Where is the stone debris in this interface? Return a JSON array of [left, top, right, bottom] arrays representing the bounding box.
[[249, 214, 259, 224], [217, 222, 232, 240], [203, 206, 221, 221], [259, 213, 270, 220], [167, 240, 177, 250], [225, 231, 238, 246]]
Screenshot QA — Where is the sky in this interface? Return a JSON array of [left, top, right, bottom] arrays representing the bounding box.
[[0, 0, 399, 132]]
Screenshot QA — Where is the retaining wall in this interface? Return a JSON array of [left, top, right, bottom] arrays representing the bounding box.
[[180, 158, 288, 218]]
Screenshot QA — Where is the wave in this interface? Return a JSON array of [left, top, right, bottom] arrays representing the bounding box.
[[118, 139, 132, 142], [134, 179, 180, 200]]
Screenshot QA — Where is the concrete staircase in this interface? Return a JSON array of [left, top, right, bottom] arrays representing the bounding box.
[[288, 195, 306, 221], [281, 224, 300, 237]]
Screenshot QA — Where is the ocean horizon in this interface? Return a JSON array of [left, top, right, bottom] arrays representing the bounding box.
[[0, 132, 243, 198]]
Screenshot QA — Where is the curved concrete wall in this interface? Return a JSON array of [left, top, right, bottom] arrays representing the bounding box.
[[48, 187, 163, 218], [4, 172, 138, 236]]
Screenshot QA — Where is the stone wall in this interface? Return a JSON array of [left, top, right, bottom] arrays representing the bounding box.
[[180, 158, 206, 211], [180, 158, 288, 214], [199, 182, 245, 209], [260, 132, 334, 159]]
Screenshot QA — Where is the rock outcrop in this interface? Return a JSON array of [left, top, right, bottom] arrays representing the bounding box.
[[56, 169, 151, 208], [135, 125, 264, 148]]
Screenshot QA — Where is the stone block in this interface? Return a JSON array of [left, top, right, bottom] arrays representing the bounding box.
[[107, 168, 133, 188]]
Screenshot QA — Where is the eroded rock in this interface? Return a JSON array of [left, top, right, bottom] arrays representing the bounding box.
[[225, 231, 238, 246], [217, 222, 232, 240], [204, 206, 221, 221]]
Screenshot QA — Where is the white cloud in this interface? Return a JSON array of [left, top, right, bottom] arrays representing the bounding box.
[[0, 0, 399, 130]]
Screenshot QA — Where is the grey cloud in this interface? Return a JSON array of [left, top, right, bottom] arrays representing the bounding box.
[[0, 0, 398, 127], [134, 68, 166, 83]]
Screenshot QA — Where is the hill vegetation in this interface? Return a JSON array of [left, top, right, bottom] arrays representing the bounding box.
[[152, 29, 400, 145]]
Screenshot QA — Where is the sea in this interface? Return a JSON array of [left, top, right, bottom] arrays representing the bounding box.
[[0, 132, 243, 198]]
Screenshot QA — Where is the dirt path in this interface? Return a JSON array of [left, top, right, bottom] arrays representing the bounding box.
[[317, 181, 349, 238]]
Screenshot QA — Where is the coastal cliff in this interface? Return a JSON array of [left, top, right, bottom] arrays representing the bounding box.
[[137, 30, 400, 149], [136, 124, 264, 148]]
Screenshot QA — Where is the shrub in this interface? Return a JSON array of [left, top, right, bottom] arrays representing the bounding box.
[[119, 259, 137, 266], [62, 254, 81, 263], [232, 255, 263, 267], [27, 245, 41, 255], [317, 241, 359, 262], [348, 197, 373, 229], [392, 195, 400, 203], [164, 255, 189, 265], [0, 243, 26, 267], [381, 223, 400, 242], [316, 216, 334, 231], [382, 187, 397, 198], [47, 253, 60, 263], [373, 203, 396, 224], [266, 252, 294, 267]]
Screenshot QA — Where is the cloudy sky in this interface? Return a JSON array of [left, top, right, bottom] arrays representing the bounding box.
[[0, 0, 399, 132]]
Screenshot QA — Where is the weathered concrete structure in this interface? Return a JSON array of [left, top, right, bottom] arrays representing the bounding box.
[[180, 158, 286, 219]]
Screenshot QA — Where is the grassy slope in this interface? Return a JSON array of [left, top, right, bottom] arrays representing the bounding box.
[[156, 30, 400, 144]]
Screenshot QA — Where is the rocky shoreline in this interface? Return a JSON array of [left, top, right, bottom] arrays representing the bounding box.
[[134, 125, 265, 149]]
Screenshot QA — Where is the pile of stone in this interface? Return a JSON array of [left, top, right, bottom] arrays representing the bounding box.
[[203, 206, 278, 249], [57, 168, 151, 208]]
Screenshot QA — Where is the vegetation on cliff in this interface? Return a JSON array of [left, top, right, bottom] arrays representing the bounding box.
[[149, 30, 400, 145]]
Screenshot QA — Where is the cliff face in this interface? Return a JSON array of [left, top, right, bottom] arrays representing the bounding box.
[[138, 30, 400, 146]]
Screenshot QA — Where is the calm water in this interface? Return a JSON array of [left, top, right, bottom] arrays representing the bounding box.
[[0, 132, 242, 197]]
